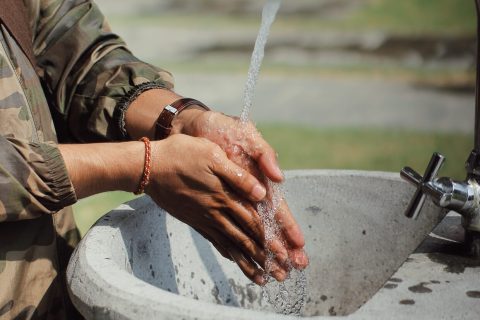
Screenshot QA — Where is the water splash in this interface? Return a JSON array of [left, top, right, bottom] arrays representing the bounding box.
[[204, 120, 307, 315], [237, 2, 307, 314], [240, 0, 282, 123], [257, 180, 307, 316]]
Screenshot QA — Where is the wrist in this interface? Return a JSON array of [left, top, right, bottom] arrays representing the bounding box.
[[171, 106, 206, 135], [59, 141, 145, 198], [114, 141, 147, 194], [125, 88, 182, 140], [125, 88, 210, 140]]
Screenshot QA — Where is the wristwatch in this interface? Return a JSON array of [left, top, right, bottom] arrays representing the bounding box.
[[154, 98, 210, 140]]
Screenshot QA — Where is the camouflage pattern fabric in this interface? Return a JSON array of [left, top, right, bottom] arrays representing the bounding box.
[[0, 1, 174, 319]]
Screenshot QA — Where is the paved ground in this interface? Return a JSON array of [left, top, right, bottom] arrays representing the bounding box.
[[173, 73, 474, 133]]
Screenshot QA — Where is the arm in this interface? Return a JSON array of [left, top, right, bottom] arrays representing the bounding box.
[[123, 89, 308, 270], [25, 0, 308, 275], [25, 0, 174, 142], [23, 0, 285, 186]]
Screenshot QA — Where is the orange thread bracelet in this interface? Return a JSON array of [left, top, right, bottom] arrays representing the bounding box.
[[134, 137, 152, 195]]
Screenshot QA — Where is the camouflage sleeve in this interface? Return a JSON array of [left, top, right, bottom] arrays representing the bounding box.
[[26, 0, 174, 142], [0, 135, 77, 221]]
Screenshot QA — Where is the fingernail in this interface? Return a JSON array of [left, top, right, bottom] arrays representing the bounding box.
[[252, 184, 266, 201], [271, 240, 288, 264], [273, 165, 283, 180], [294, 252, 309, 270], [254, 274, 266, 286], [272, 268, 288, 282]]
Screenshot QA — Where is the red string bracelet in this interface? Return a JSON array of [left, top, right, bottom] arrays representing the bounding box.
[[134, 137, 152, 195]]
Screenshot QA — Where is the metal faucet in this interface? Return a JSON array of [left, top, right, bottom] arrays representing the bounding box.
[[400, 0, 480, 257]]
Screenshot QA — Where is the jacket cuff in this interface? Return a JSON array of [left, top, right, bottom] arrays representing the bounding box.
[[30, 141, 77, 211]]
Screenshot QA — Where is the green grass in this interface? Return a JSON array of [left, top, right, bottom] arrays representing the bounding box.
[[339, 0, 476, 35], [73, 126, 472, 235], [73, 191, 138, 236], [260, 125, 472, 179]]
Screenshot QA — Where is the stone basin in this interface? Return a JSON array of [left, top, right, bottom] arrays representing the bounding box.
[[67, 170, 480, 319]]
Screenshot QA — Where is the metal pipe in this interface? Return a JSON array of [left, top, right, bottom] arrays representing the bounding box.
[[474, 0, 480, 151]]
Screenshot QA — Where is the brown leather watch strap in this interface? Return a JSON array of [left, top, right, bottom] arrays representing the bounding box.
[[155, 98, 210, 140]]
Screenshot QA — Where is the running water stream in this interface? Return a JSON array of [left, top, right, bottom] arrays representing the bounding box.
[[240, 0, 281, 123], [239, 0, 307, 315]]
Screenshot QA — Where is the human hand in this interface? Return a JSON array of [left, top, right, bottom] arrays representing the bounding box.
[[146, 134, 294, 284], [172, 110, 283, 182], [172, 110, 309, 273]]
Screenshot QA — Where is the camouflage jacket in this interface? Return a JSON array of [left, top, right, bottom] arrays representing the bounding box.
[[0, 1, 173, 319]]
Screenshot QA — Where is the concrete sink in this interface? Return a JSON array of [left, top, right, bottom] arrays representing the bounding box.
[[67, 170, 480, 319]]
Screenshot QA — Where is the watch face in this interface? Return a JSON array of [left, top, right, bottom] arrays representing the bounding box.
[[165, 105, 178, 114]]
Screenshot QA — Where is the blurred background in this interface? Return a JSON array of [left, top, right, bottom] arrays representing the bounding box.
[[74, 0, 476, 235]]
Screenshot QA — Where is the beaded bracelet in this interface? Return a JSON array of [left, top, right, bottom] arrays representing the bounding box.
[[114, 82, 169, 140], [134, 137, 152, 195]]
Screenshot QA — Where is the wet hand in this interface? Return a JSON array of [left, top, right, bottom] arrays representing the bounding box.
[[146, 134, 293, 284], [172, 110, 309, 272], [173, 110, 283, 182]]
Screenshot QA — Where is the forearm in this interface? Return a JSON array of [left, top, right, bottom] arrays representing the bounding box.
[[125, 88, 206, 140], [58, 142, 144, 199]]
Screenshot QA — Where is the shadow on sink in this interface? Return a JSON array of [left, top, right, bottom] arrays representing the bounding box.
[[415, 213, 480, 274]]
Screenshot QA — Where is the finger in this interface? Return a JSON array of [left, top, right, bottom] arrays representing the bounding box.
[[237, 130, 283, 183], [193, 227, 232, 261], [224, 196, 265, 245], [211, 210, 268, 269], [257, 149, 283, 183], [288, 248, 309, 270], [275, 200, 305, 249], [230, 248, 266, 285], [268, 238, 289, 266], [265, 258, 289, 282], [225, 196, 290, 269], [208, 230, 266, 285], [273, 201, 309, 270], [210, 228, 288, 283], [211, 154, 267, 202], [210, 207, 289, 278]]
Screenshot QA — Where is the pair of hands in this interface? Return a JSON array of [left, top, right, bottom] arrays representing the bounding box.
[[144, 109, 308, 285]]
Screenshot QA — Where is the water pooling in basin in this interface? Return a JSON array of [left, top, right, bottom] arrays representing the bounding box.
[[238, 0, 307, 315]]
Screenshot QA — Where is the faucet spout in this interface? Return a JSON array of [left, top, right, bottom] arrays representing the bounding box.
[[424, 178, 479, 215]]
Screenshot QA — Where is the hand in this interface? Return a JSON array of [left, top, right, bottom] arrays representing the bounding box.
[[172, 110, 309, 272], [172, 110, 283, 182], [122, 88, 308, 276], [146, 134, 292, 284]]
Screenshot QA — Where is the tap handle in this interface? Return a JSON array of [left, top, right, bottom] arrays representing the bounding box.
[[400, 152, 445, 219]]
